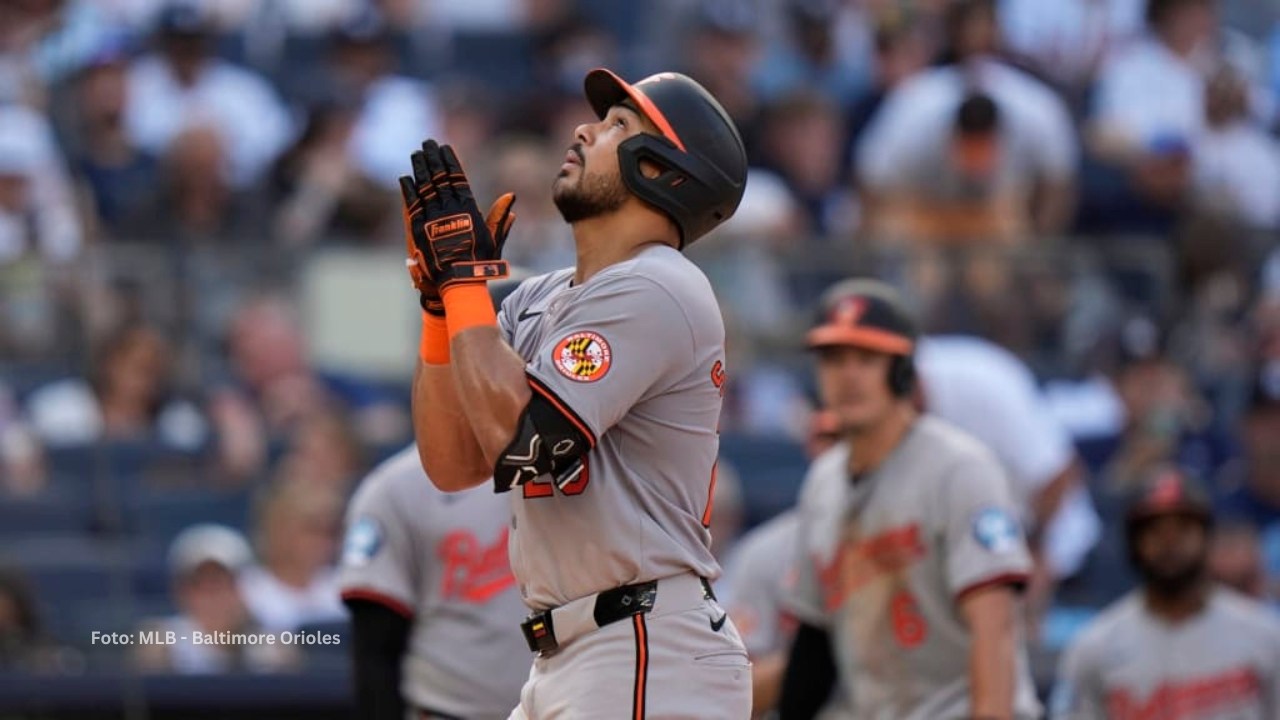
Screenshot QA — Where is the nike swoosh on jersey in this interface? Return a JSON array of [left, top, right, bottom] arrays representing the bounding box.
[[710, 612, 728, 632], [518, 308, 544, 322]]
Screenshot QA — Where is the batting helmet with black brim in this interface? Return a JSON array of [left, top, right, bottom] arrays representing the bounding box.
[[807, 279, 919, 397], [1125, 466, 1214, 569], [582, 68, 748, 248]]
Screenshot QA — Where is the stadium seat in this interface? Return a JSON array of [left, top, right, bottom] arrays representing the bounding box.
[[0, 492, 95, 537], [124, 489, 255, 545]]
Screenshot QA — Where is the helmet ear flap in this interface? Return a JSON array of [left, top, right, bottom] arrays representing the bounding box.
[[615, 133, 736, 249], [888, 356, 916, 397]]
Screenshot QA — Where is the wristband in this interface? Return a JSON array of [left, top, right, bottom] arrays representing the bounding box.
[[419, 312, 450, 365], [442, 283, 497, 339]]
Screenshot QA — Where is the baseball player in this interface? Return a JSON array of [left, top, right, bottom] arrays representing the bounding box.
[[1051, 468, 1280, 720], [401, 68, 751, 718], [723, 411, 848, 719], [779, 279, 1041, 720], [340, 279, 530, 720]]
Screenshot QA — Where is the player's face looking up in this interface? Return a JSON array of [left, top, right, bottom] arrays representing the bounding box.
[[553, 104, 655, 223], [815, 345, 900, 434], [1134, 514, 1210, 596]]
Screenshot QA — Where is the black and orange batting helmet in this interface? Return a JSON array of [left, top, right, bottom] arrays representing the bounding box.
[[807, 279, 920, 397], [582, 68, 748, 248]]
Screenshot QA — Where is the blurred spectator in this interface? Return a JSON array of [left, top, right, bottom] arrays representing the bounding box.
[[1209, 520, 1267, 599], [68, 49, 162, 239], [680, 1, 763, 161], [752, 88, 855, 237], [753, 0, 872, 108], [489, 135, 575, 273], [0, 0, 123, 107], [240, 479, 346, 633], [759, 90, 853, 236], [327, 10, 440, 195], [530, 15, 618, 98], [999, 0, 1145, 106], [858, 0, 1078, 243], [136, 524, 299, 673], [437, 83, 502, 179], [274, 404, 365, 496], [1094, 319, 1220, 484], [1091, 0, 1217, 157], [155, 123, 258, 239], [1214, 372, 1280, 602], [845, 12, 931, 180], [124, 3, 292, 189], [0, 383, 45, 496], [270, 100, 387, 247], [25, 320, 209, 449], [1192, 64, 1280, 229], [0, 566, 68, 673], [218, 294, 329, 433], [915, 335, 1101, 593], [214, 293, 401, 451], [1064, 316, 1227, 605], [0, 422, 48, 497], [0, 104, 83, 263]]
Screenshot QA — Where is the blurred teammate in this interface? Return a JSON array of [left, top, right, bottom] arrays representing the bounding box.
[[1052, 468, 1280, 720], [779, 279, 1040, 719], [340, 279, 529, 720], [403, 68, 751, 718], [723, 410, 848, 718]]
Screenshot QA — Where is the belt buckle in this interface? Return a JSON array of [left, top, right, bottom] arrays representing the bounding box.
[[520, 610, 558, 654]]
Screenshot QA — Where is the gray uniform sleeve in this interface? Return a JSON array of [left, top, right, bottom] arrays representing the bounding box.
[[523, 274, 693, 443], [1049, 632, 1106, 720], [783, 480, 831, 629], [338, 479, 417, 617], [724, 540, 784, 655], [497, 279, 529, 345], [941, 452, 1033, 599]]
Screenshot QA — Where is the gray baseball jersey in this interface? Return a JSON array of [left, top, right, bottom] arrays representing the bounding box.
[[496, 244, 726, 610], [724, 509, 802, 657], [339, 446, 530, 719], [725, 509, 854, 719], [1051, 588, 1280, 720], [788, 416, 1041, 720]]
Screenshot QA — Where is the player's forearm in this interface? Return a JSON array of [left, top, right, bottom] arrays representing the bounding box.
[[450, 326, 531, 466], [962, 587, 1018, 719], [412, 362, 491, 491], [750, 651, 788, 717], [347, 600, 410, 720]]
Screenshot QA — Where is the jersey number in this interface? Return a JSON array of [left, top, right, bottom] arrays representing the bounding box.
[[522, 457, 590, 498], [890, 589, 927, 648]]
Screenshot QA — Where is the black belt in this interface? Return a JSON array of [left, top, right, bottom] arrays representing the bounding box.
[[520, 578, 716, 654]]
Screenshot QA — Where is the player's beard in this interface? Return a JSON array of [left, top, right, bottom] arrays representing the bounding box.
[[553, 167, 629, 224], [1138, 554, 1209, 598]]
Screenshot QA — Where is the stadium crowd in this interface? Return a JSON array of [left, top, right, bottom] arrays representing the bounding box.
[[0, 0, 1279, 713]]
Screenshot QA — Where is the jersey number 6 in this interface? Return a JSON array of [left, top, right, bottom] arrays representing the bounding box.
[[890, 589, 927, 648]]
